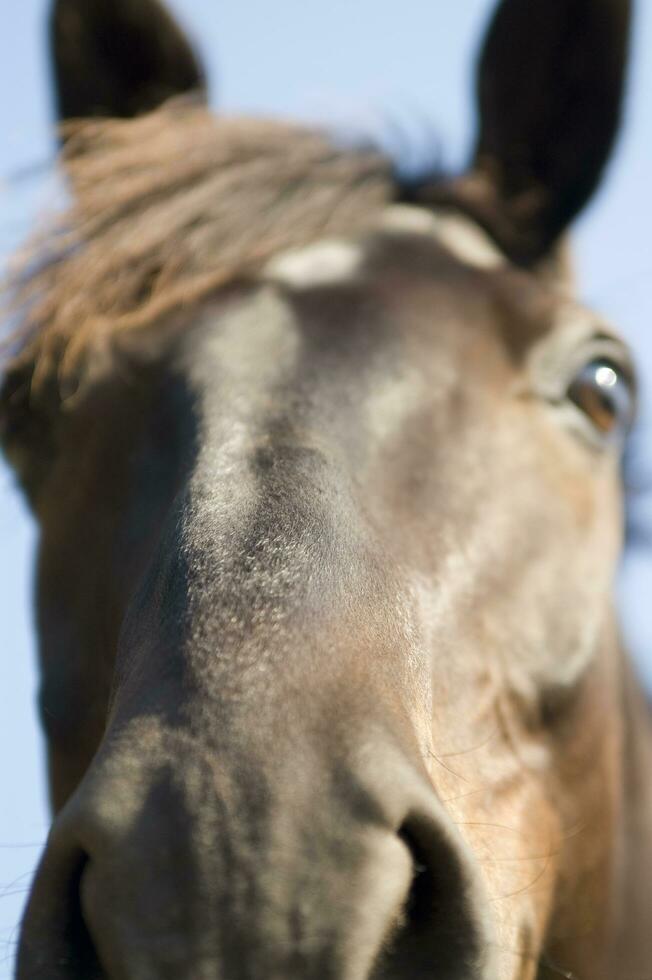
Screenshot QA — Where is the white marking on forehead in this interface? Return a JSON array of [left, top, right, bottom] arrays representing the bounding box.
[[263, 205, 504, 289], [379, 205, 441, 236], [264, 239, 363, 288], [380, 204, 506, 270]]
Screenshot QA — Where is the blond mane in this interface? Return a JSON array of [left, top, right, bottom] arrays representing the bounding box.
[[2, 101, 393, 392]]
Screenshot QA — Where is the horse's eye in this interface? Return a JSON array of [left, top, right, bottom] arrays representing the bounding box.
[[566, 358, 635, 440]]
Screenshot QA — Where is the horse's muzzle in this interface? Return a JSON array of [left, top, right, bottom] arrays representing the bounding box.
[[16, 730, 497, 980]]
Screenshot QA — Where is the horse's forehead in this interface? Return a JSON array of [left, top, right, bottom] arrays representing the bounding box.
[[263, 205, 505, 290]]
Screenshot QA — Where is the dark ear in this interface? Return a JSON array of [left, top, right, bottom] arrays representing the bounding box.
[[50, 0, 206, 124], [423, 0, 632, 266]]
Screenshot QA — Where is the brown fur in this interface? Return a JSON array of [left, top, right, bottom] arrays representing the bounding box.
[[6, 2, 650, 978]]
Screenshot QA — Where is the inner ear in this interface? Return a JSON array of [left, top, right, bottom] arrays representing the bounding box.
[[413, 0, 632, 267], [50, 0, 207, 125]]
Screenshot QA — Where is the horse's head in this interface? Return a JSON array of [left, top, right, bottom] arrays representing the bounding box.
[[2, 1, 646, 978]]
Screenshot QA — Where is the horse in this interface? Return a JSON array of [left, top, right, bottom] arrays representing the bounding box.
[[1, 0, 650, 977]]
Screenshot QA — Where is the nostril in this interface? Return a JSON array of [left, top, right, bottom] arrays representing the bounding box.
[[397, 824, 437, 934], [17, 850, 106, 980], [53, 853, 107, 980], [371, 814, 490, 980], [76, 859, 109, 980]]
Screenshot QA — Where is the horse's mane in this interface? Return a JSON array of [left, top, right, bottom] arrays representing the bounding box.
[[2, 101, 393, 392]]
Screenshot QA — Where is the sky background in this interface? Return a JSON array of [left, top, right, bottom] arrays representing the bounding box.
[[1, 1, 651, 973]]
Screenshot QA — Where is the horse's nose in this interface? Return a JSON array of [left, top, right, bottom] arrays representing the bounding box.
[[17, 747, 496, 980]]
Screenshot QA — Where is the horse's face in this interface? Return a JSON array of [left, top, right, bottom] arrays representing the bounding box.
[[4, 1, 636, 978], [15, 205, 633, 980]]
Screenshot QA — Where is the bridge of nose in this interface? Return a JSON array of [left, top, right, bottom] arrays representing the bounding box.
[[19, 319, 497, 976]]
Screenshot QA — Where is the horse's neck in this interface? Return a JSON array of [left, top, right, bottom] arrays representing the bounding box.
[[612, 651, 652, 971]]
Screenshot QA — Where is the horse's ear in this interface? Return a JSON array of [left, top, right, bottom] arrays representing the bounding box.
[[50, 0, 207, 125], [426, 0, 632, 267]]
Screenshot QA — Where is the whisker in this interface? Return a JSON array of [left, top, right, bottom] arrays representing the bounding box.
[[538, 953, 579, 979], [426, 748, 469, 783], [438, 729, 500, 758], [480, 850, 561, 864], [0, 870, 36, 887], [453, 820, 531, 838], [489, 851, 553, 902], [482, 941, 580, 979], [440, 785, 486, 805]]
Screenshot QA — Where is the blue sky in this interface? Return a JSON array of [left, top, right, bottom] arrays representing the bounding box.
[[1, 1, 651, 972]]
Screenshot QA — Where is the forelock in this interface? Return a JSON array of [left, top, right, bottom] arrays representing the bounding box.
[[1, 101, 394, 393]]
